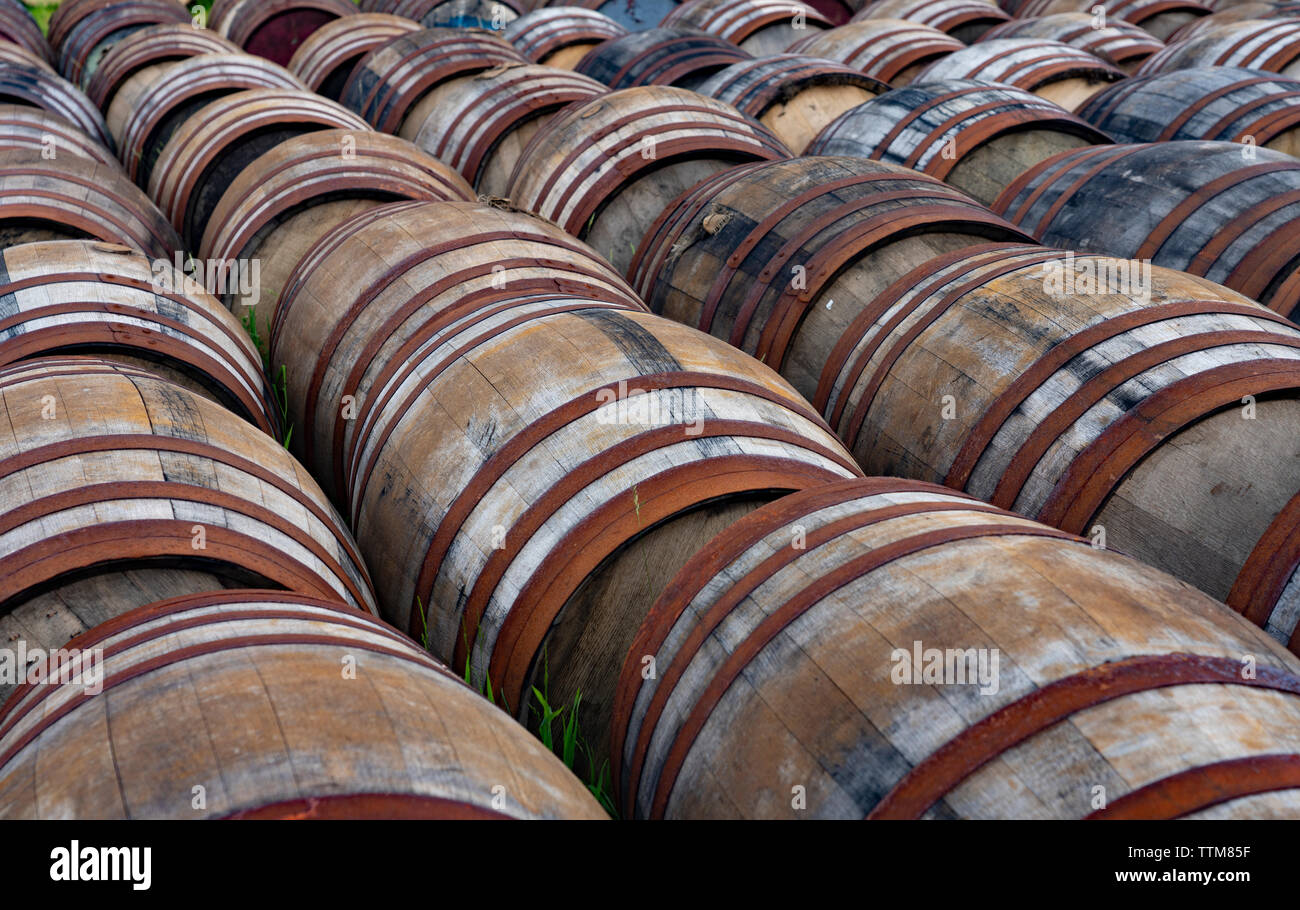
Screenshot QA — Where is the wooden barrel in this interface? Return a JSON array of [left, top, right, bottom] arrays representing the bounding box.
[[0, 358, 376, 614], [84, 23, 240, 111], [0, 3, 51, 65], [398, 63, 605, 197], [147, 88, 371, 252], [389, 0, 525, 28], [0, 61, 114, 150], [0, 104, 117, 166], [503, 8, 628, 69], [109, 54, 305, 187], [696, 55, 888, 154], [286, 13, 421, 100], [851, 0, 1011, 41], [1078, 67, 1300, 156], [1137, 18, 1300, 74], [628, 156, 1031, 402], [992, 141, 1300, 318], [614, 478, 1300, 818], [271, 199, 645, 501], [980, 13, 1165, 71], [1005, 0, 1211, 41], [786, 20, 963, 84], [0, 41, 56, 74], [542, 0, 684, 31], [661, 0, 833, 55], [341, 27, 526, 132], [211, 0, 359, 67], [573, 27, 752, 91], [0, 591, 606, 819], [53, 0, 191, 89], [506, 85, 790, 275], [1168, 3, 1288, 40], [200, 130, 474, 341], [275, 225, 862, 749], [811, 243, 1300, 649], [0, 240, 271, 431], [806, 81, 1111, 205], [46, 0, 183, 51], [914, 38, 1127, 111], [0, 151, 180, 257]]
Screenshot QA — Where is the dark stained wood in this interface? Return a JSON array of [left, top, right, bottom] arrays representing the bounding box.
[[574, 26, 752, 91], [390, 0, 525, 28], [212, 0, 358, 67]]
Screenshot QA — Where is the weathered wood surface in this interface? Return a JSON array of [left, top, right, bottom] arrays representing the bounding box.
[[980, 12, 1165, 71], [991, 141, 1300, 318], [1004, 0, 1211, 41], [109, 54, 305, 186], [1137, 18, 1300, 74], [84, 23, 239, 111], [398, 63, 605, 196], [696, 54, 888, 154], [0, 3, 52, 64], [200, 129, 473, 336], [503, 8, 627, 67], [1078, 67, 1300, 155], [812, 243, 1300, 649], [574, 27, 753, 91], [806, 80, 1109, 205], [614, 478, 1300, 818], [0, 40, 55, 73], [211, 0, 359, 67], [851, 0, 1011, 41], [0, 61, 113, 150], [53, 0, 190, 89], [0, 358, 376, 615], [661, 0, 833, 56], [541, 0, 684, 32], [786, 20, 963, 84], [389, 0, 524, 28], [0, 151, 180, 257], [915, 38, 1126, 111], [506, 85, 790, 275], [0, 104, 117, 166], [341, 27, 526, 132], [1168, 3, 1295, 40], [0, 240, 271, 430], [0, 592, 606, 819], [147, 88, 370, 251], [628, 155, 1031, 401], [286, 13, 420, 99]]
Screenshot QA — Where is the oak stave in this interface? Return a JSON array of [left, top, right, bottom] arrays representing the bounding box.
[[286, 13, 421, 100], [0, 60, 113, 150], [1136, 17, 1300, 74], [53, 0, 190, 89], [0, 40, 56, 74], [0, 591, 605, 819], [851, 0, 1012, 41], [614, 478, 1300, 818], [0, 4, 51, 64], [503, 8, 628, 68], [573, 26, 753, 91], [660, 0, 833, 55], [1004, 0, 1211, 41], [0, 104, 117, 166], [980, 12, 1165, 71], [786, 19, 964, 84], [83, 23, 240, 111], [211, 0, 359, 67]]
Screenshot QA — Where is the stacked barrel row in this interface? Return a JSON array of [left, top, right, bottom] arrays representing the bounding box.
[[0, 0, 605, 821]]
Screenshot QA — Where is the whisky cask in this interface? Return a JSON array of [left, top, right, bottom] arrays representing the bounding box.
[[0, 61, 113, 150], [851, 0, 1011, 41], [398, 63, 605, 196], [389, 0, 524, 28], [286, 13, 420, 100], [573, 27, 752, 91], [806, 80, 1110, 204], [211, 0, 359, 67], [1077, 67, 1300, 156], [0, 151, 180, 257], [914, 37, 1126, 111], [661, 0, 833, 56], [84, 23, 239, 111], [0, 42, 54, 74], [541, 0, 684, 31], [614, 478, 1300, 818], [696, 54, 888, 154], [0, 591, 605, 819], [1004, 0, 1210, 41], [980, 12, 1165, 72], [0, 240, 271, 432], [341, 27, 526, 132], [810, 243, 1300, 649], [506, 85, 790, 274], [503, 8, 627, 69], [0, 3, 51, 65], [628, 155, 1031, 400], [109, 54, 305, 186], [53, 0, 190, 88], [786, 19, 963, 84], [0, 104, 116, 166], [0, 358, 376, 614], [200, 129, 474, 340], [1168, 4, 1290, 40], [992, 141, 1300, 318], [1137, 18, 1300, 74], [147, 88, 370, 251]]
